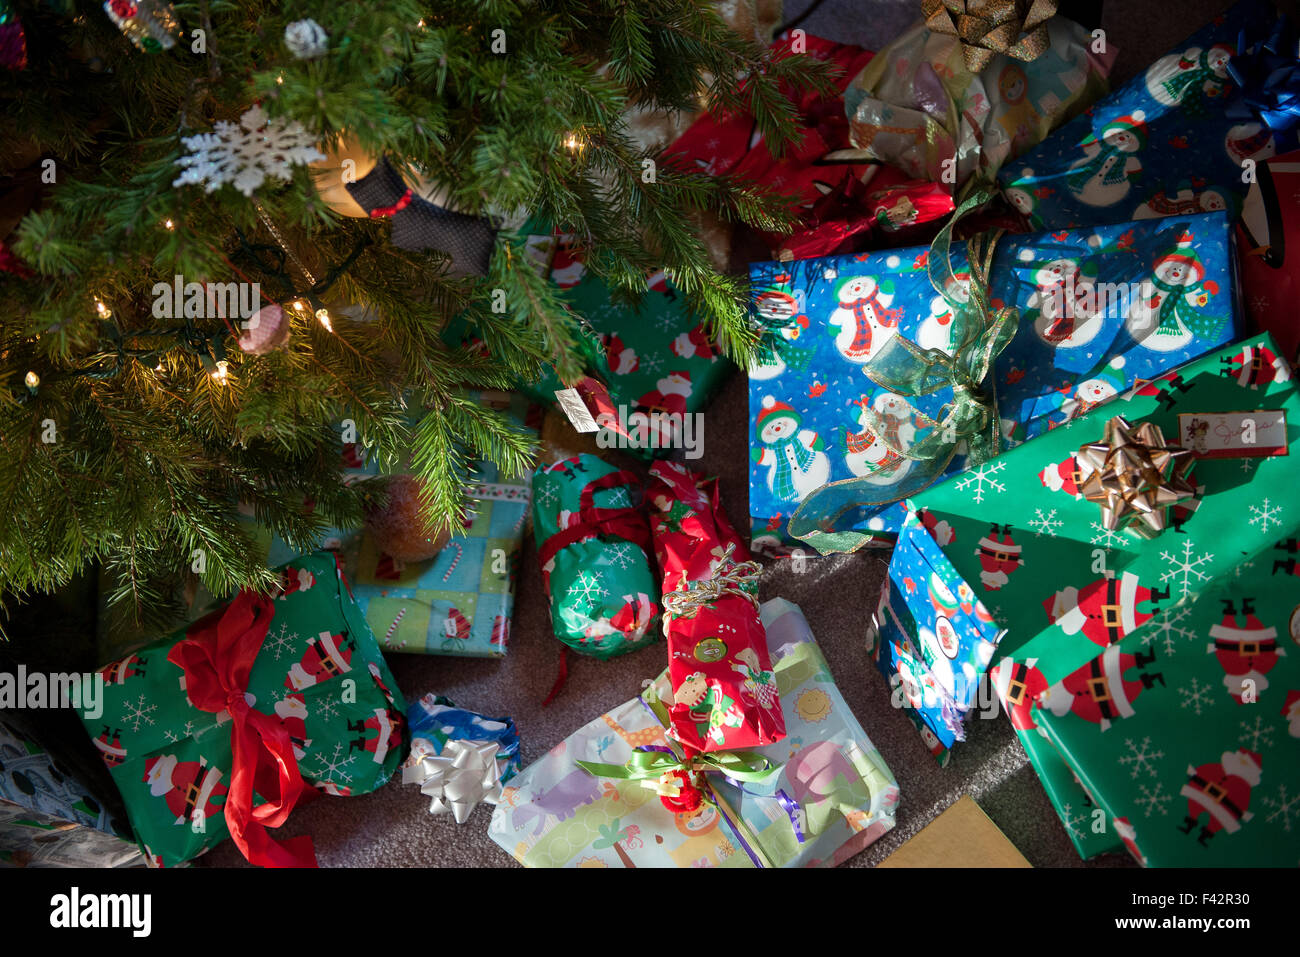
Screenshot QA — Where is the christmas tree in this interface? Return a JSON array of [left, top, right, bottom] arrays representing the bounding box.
[[0, 0, 832, 627]]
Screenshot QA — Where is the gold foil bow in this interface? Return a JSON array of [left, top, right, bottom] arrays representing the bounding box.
[[921, 0, 1058, 73], [401, 737, 506, 823], [1076, 416, 1197, 538]]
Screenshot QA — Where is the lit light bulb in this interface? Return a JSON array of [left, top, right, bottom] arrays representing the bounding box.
[[155, 362, 164, 372], [94, 299, 111, 319], [210, 360, 230, 381], [163, 219, 175, 230], [292, 300, 307, 313], [276, 73, 284, 85], [315, 308, 333, 332], [564, 132, 582, 152], [417, 18, 426, 27], [24, 371, 39, 388]]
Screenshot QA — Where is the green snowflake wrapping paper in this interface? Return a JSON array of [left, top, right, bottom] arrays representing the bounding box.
[[533, 455, 660, 659], [516, 224, 732, 457], [1032, 560, 1300, 866], [895, 332, 1297, 860], [78, 552, 407, 867]]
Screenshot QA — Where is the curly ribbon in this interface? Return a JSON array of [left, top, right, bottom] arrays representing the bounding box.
[[535, 469, 651, 585], [1076, 416, 1198, 538], [167, 592, 317, 868], [660, 542, 762, 638], [789, 189, 1019, 553], [922, 0, 1057, 74], [1225, 15, 1300, 134]]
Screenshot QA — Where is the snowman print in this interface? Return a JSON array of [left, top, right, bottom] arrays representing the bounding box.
[[1023, 252, 1104, 349], [749, 286, 805, 381], [916, 274, 970, 356], [843, 393, 916, 485], [827, 275, 901, 364], [1062, 113, 1147, 208]]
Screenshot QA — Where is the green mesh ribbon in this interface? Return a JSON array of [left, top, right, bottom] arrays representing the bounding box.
[[788, 190, 1019, 553]]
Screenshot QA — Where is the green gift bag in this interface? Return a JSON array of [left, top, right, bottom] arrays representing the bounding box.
[[78, 552, 406, 867], [533, 455, 660, 659]]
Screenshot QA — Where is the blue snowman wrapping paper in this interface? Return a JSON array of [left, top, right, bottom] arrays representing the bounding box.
[[1000, 0, 1300, 231], [748, 209, 1241, 545]]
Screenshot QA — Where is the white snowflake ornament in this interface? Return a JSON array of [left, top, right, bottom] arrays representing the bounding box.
[[173, 105, 325, 197], [284, 18, 329, 59]]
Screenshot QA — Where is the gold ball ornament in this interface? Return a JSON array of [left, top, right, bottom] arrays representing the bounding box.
[[364, 474, 452, 563]]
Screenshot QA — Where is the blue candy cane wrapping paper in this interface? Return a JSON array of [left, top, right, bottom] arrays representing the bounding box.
[[488, 598, 898, 867], [1000, 0, 1300, 230], [749, 209, 1241, 545]]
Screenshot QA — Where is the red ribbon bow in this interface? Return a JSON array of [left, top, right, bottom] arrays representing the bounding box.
[[168, 591, 318, 868], [535, 469, 651, 577]]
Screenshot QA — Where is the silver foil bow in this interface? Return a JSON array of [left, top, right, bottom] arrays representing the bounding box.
[[401, 737, 506, 823]]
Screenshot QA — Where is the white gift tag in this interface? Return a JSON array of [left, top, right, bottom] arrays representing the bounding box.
[[554, 387, 599, 433]]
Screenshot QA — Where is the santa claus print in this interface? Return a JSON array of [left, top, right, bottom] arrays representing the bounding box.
[[637, 371, 693, 417], [94, 726, 128, 768], [277, 564, 315, 599], [1045, 572, 1170, 648], [827, 275, 902, 364], [915, 507, 954, 546], [1041, 645, 1164, 732], [348, 706, 403, 766], [1207, 597, 1286, 702], [1282, 690, 1300, 739], [144, 753, 227, 826], [1220, 342, 1292, 390], [1178, 749, 1261, 847], [285, 631, 356, 691], [975, 524, 1022, 591], [274, 694, 312, 760], [671, 324, 718, 362], [1113, 817, 1149, 866], [603, 333, 639, 375], [98, 654, 147, 686], [1123, 370, 1192, 410], [1039, 452, 1092, 498], [990, 658, 1048, 733]]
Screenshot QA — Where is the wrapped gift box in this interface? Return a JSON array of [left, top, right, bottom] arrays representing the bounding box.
[[881, 333, 1296, 854], [78, 552, 407, 867], [845, 13, 1115, 193], [1030, 555, 1300, 866], [1001, 0, 1300, 231], [1239, 149, 1300, 365], [515, 224, 733, 457], [488, 598, 898, 867], [749, 208, 1242, 546], [0, 716, 143, 868]]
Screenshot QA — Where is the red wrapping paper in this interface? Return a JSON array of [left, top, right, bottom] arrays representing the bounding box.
[[1239, 149, 1300, 365], [662, 33, 953, 260], [646, 461, 785, 754]]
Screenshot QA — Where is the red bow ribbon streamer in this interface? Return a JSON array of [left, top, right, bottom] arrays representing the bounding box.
[[535, 469, 651, 579], [168, 591, 318, 868]]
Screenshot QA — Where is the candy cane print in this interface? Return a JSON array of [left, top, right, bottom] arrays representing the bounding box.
[[441, 542, 463, 582]]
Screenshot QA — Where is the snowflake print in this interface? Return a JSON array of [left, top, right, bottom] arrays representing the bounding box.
[[1240, 457, 1257, 475], [164, 729, 179, 743], [305, 741, 355, 785], [1028, 508, 1062, 538], [1177, 676, 1215, 715], [1239, 714, 1276, 751], [1158, 539, 1214, 598], [952, 461, 1006, 503], [1060, 803, 1090, 839], [607, 542, 637, 570], [1261, 785, 1299, 832], [314, 695, 340, 721], [1142, 606, 1196, 656], [535, 482, 558, 510], [604, 487, 631, 509], [1248, 497, 1283, 534], [173, 105, 325, 196], [1135, 782, 1171, 818], [121, 694, 157, 732], [641, 353, 663, 374], [1118, 736, 1164, 779], [263, 622, 298, 661], [656, 311, 678, 333], [568, 570, 608, 609], [1088, 522, 1129, 551]]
